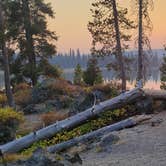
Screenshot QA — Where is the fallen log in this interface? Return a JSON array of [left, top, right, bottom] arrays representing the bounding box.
[[0, 88, 144, 154], [144, 89, 166, 100], [1, 88, 166, 154], [48, 115, 151, 153]]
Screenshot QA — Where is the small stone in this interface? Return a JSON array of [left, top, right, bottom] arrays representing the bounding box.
[[151, 118, 163, 127]]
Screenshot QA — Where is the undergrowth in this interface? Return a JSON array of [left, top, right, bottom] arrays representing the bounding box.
[[0, 104, 137, 163], [20, 107, 133, 156]]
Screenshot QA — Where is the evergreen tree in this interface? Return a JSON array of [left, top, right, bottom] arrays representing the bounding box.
[[88, 0, 134, 91], [0, 0, 16, 107], [38, 59, 62, 79], [11, 0, 57, 86], [160, 46, 166, 89], [83, 58, 103, 86], [73, 64, 83, 85], [132, 0, 154, 86]]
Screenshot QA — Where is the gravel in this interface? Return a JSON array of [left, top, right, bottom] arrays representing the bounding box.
[[81, 111, 166, 166]]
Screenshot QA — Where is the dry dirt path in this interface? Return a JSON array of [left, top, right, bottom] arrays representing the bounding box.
[[81, 111, 166, 166]]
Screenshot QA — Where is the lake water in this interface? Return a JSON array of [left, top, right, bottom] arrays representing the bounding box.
[[63, 68, 161, 90], [0, 66, 162, 90]]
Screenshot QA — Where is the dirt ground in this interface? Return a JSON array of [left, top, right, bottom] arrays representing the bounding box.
[[81, 111, 166, 166]]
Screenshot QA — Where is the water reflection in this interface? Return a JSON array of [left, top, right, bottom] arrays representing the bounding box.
[[63, 67, 161, 90]]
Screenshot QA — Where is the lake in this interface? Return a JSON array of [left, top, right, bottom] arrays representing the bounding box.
[[62, 67, 161, 90]]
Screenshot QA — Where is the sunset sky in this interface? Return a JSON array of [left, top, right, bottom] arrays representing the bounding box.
[[47, 0, 166, 54]]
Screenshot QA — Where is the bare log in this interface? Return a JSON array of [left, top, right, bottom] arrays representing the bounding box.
[[144, 89, 166, 100], [48, 115, 151, 153], [0, 88, 144, 154]]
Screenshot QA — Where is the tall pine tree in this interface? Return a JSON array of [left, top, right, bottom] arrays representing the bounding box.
[[132, 0, 154, 86], [160, 45, 166, 89], [88, 0, 134, 91], [11, 0, 57, 86], [0, 0, 18, 107]]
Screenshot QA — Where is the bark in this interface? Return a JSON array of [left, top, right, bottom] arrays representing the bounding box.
[[22, 0, 37, 86], [0, 88, 144, 154], [0, 2, 15, 107], [137, 0, 143, 85], [112, 0, 126, 91], [48, 115, 151, 153]]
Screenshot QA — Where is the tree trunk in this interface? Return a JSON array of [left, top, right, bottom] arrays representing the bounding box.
[[0, 88, 144, 154], [0, 2, 15, 107], [137, 0, 143, 86], [112, 0, 126, 91], [144, 89, 166, 100], [22, 0, 37, 86], [48, 115, 151, 153]]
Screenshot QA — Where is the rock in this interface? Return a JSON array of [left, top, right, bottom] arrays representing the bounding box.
[[32, 79, 57, 103], [135, 97, 153, 114], [69, 90, 107, 116], [67, 144, 88, 154], [23, 104, 46, 114], [9, 148, 82, 166], [45, 96, 73, 110], [161, 101, 166, 110], [69, 93, 94, 116], [95, 133, 120, 152], [99, 133, 120, 147], [93, 90, 105, 103], [62, 153, 82, 165], [39, 78, 57, 89], [0, 126, 15, 145], [45, 100, 62, 110], [151, 118, 163, 127]]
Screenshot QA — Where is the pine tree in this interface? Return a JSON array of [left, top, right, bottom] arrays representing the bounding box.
[[74, 64, 83, 85], [88, 0, 134, 91], [83, 58, 103, 86], [38, 59, 62, 79], [132, 0, 154, 86], [160, 46, 166, 89], [12, 0, 57, 86], [0, 0, 15, 107]]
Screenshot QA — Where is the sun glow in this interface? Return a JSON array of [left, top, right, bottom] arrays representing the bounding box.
[[47, 0, 166, 53]]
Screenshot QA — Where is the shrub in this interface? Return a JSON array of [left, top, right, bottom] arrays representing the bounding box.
[[92, 82, 120, 98], [41, 112, 68, 126], [32, 79, 82, 103], [14, 83, 31, 92], [0, 108, 24, 144], [0, 93, 7, 107], [14, 83, 32, 106], [49, 79, 81, 97]]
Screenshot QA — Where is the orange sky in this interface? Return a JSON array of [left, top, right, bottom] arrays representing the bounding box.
[[47, 0, 166, 53]]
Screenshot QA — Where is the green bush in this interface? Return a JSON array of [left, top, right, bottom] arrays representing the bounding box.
[[0, 108, 24, 144], [0, 93, 7, 107], [74, 64, 84, 85], [83, 58, 103, 86]]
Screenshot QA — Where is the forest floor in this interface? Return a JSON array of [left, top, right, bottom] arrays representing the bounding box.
[[80, 111, 166, 166]]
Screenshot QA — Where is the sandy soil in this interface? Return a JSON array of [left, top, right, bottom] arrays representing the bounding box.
[[81, 111, 166, 166]]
